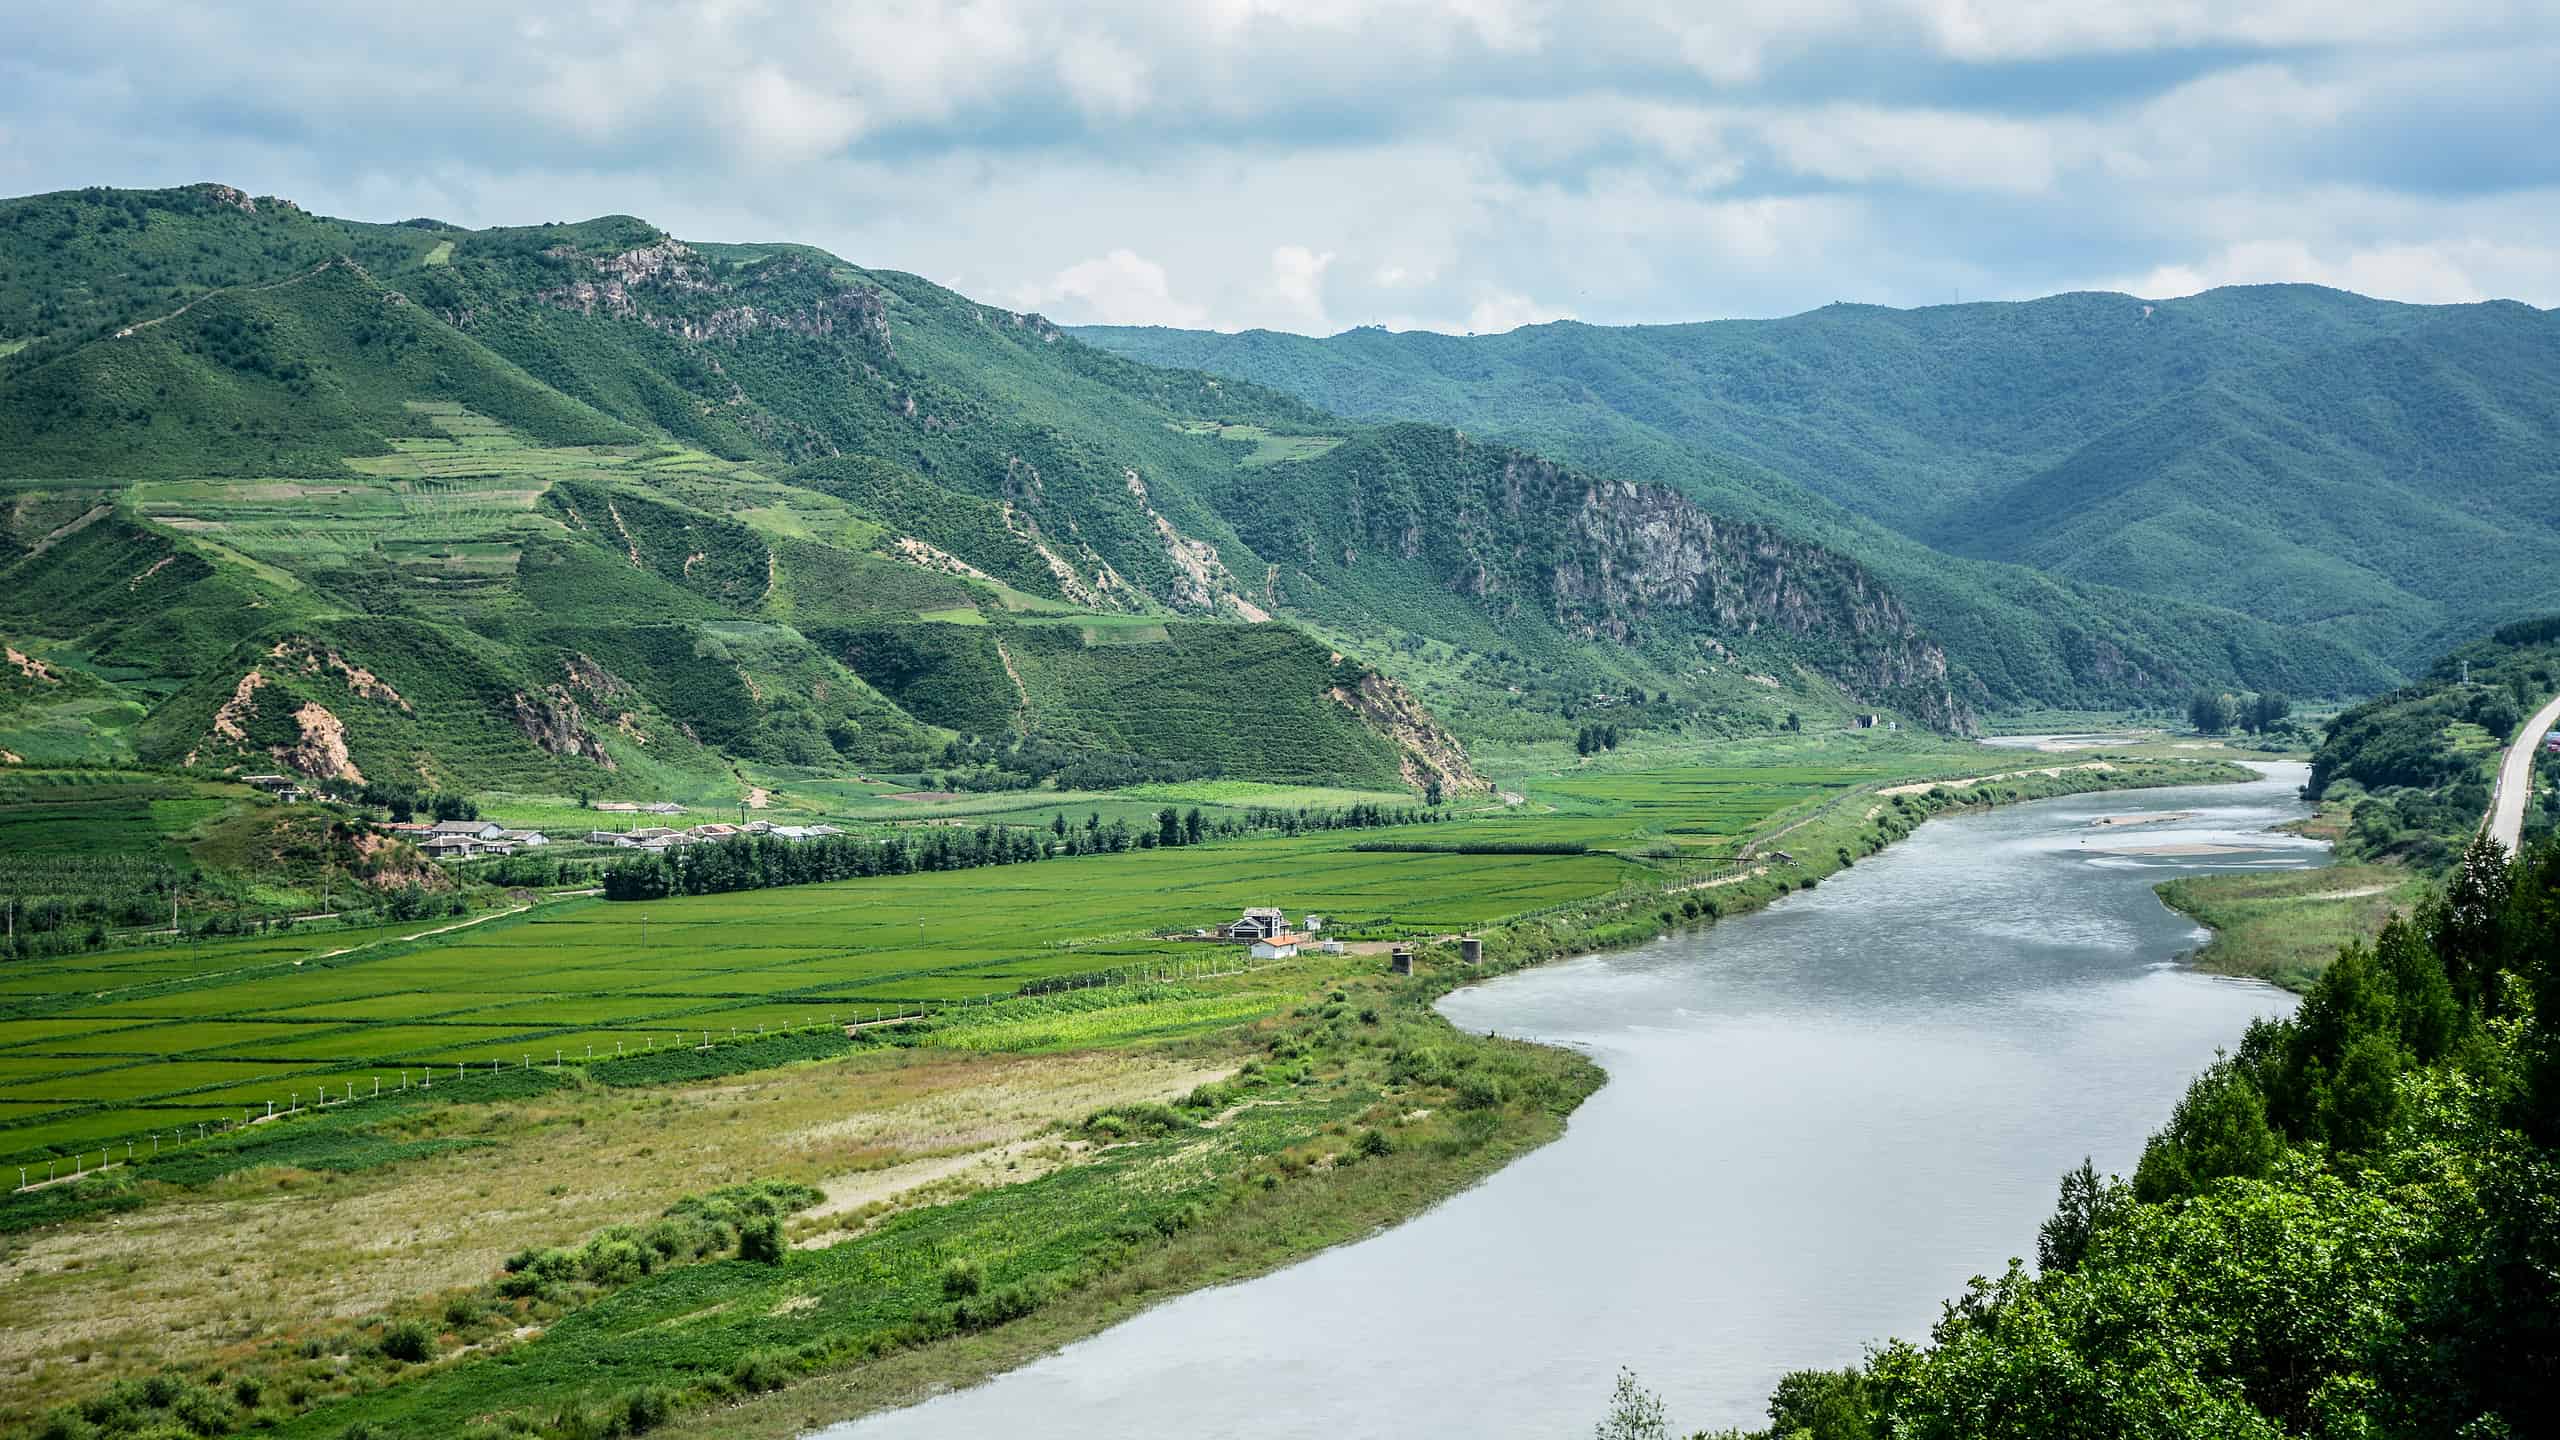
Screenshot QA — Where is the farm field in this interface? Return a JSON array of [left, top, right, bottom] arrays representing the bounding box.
[[0, 751, 1974, 1165], [0, 825, 1623, 1162]]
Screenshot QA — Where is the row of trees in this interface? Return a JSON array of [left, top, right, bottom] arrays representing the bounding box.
[[2185, 688, 2293, 736], [601, 803, 1447, 901], [1574, 723, 1624, 756]]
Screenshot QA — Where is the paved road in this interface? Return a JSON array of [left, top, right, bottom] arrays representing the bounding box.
[[2487, 691, 2560, 853]]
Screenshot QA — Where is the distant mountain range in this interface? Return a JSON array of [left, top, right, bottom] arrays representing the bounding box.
[[1082, 286, 2560, 707], [1, 183, 1982, 795]]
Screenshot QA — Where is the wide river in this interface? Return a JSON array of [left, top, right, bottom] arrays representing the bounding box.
[[823, 763, 2321, 1438]]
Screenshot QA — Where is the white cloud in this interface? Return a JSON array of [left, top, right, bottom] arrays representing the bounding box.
[[8, 0, 2560, 334], [1466, 290, 1576, 334], [2117, 237, 2560, 307], [1264, 246, 1337, 330], [1010, 249, 1212, 327], [1758, 104, 2078, 194]]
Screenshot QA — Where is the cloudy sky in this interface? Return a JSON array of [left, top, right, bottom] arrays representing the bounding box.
[[5, 1, 2557, 333]]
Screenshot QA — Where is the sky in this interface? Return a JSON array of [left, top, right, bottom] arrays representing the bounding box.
[[5, 1, 2558, 334]]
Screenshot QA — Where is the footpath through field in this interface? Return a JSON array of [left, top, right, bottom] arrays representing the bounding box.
[[2487, 690, 2560, 852]]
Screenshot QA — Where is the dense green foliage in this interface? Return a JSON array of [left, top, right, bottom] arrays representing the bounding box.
[[1727, 835, 2560, 1439], [599, 801, 1446, 900]]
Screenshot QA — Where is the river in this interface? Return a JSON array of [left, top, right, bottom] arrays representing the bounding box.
[[819, 763, 2322, 1438]]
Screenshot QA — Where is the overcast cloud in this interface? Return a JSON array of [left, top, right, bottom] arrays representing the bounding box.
[[4, 1, 2557, 332]]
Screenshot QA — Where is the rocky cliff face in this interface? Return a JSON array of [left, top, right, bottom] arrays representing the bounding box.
[[1551, 473, 1968, 731], [1302, 428, 1973, 732]]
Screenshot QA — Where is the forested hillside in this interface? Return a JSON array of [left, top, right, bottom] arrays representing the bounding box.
[[2307, 615, 2560, 866], [1083, 287, 2560, 702], [0, 182, 1969, 796]]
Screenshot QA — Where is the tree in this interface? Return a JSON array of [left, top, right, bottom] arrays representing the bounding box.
[[2188, 690, 2234, 735], [1157, 807, 1182, 848], [2036, 1158, 2127, 1274], [2247, 691, 2293, 734], [1425, 776, 1445, 807], [1594, 1369, 1668, 1440]]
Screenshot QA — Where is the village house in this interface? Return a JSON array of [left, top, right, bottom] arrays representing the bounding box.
[[501, 830, 549, 847], [689, 822, 743, 841], [1223, 907, 1290, 941], [430, 819, 505, 842], [1251, 932, 1303, 960]]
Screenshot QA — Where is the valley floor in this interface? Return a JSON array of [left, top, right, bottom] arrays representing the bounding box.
[[0, 737, 2251, 1440]]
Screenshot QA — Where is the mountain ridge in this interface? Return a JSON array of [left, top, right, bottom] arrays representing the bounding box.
[[1078, 283, 2560, 697], [0, 182, 1973, 792]]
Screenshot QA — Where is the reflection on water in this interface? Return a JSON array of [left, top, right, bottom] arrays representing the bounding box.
[[819, 766, 2318, 1440]]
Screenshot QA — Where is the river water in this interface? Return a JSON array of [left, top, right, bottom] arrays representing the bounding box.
[[820, 764, 2321, 1439]]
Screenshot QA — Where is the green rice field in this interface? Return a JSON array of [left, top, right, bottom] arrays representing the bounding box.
[[0, 757, 1946, 1163]]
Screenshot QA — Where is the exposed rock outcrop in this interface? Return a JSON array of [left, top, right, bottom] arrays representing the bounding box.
[[507, 686, 615, 770], [1330, 670, 1486, 794]]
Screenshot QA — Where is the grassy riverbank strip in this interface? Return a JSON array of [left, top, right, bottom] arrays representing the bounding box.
[[2156, 864, 2427, 991], [2, 754, 2247, 1440]]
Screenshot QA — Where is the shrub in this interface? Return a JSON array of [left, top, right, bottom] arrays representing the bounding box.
[[729, 1349, 792, 1394], [1357, 1128, 1395, 1158], [737, 1215, 786, 1265], [1455, 1073, 1512, 1110], [941, 1256, 984, 1299], [379, 1318, 434, 1364], [615, 1386, 674, 1435], [170, 1387, 238, 1436], [954, 1280, 1046, 1330]]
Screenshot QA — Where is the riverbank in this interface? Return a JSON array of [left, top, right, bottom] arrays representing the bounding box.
[[637, 758, 2255, 1440], [2157, 862, 2424, 991]]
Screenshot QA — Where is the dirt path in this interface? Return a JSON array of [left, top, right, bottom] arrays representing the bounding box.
[[317, 903, 530, 959], [115, 259, 340, 337], [1877, 761, 2116, 798]]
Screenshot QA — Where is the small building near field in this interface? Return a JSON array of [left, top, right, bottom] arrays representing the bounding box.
[[1250, 933, 1303, 960], [431, 819, 505, 841], [1224, 907, 1290, 941], [422, 834, 511, 860], [501, 830, 549, 847]]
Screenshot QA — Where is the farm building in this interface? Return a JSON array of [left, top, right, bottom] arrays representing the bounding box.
[[430, 819, 505, 841], [1251, 934, 1303, 960], [1224, 907, 1290, 941], [421, 834, 513, 860], [501, 830, 549, 847]]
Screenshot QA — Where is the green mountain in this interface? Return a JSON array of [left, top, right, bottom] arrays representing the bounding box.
[[0, 183, 1967, 794], [1080, 287, 2560, 705]]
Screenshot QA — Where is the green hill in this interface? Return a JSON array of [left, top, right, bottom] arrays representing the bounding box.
[[1078, 287, 2560, 703], [0, 182, 1984, 797]]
